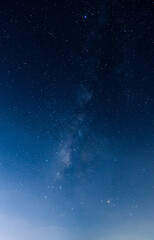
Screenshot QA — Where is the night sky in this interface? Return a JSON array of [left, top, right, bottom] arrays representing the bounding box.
[[0, 1, 153, 239]]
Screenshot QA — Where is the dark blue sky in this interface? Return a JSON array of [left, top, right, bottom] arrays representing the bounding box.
[[0, 1, 153, 239]]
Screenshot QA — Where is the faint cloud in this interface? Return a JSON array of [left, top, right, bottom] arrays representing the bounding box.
[[77, 87, 93, 107], [53, 138, 73, 180], [0, 215, 74, 240], [59, 142, 72, 168]]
